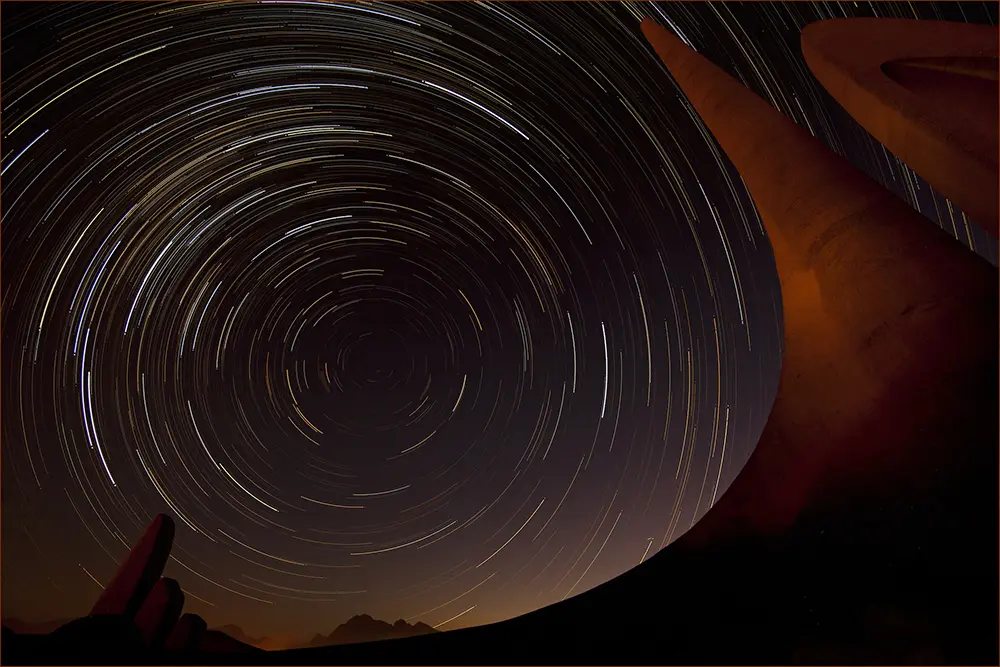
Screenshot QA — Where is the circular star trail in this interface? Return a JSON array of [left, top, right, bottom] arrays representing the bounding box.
[[3, 1, 996, 644]]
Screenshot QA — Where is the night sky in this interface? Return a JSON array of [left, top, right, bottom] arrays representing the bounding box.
[[2, 0, 997, 647]]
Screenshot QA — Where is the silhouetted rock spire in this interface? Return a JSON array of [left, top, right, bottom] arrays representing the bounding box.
[[90, 514, 175, 618]]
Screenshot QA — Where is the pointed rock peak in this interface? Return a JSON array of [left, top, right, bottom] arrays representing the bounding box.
[[90, 515, 176, 618]]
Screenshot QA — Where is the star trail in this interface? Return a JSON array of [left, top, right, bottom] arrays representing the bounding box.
[[2, 1, 996, 645]]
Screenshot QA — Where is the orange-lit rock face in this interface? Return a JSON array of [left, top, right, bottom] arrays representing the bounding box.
[[640, 18, 998, 546], [801, 18, 999, 235], [882, 57, 999, 146]]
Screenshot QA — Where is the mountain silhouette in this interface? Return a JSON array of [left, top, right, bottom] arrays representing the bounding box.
[[303, 614, 437, 648], [211, 624, 294, 651], [197, 628, 262, 654], [212, 624, 270, 647]]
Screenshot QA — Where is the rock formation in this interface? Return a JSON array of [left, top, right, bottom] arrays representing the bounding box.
[[134, 578, 184, 648], [2, 514, 244, 663], [640, 16, 997, 549], [800, 18, 999, 234], [90, 514, 175, 619], [165, 613, 208, 653]]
